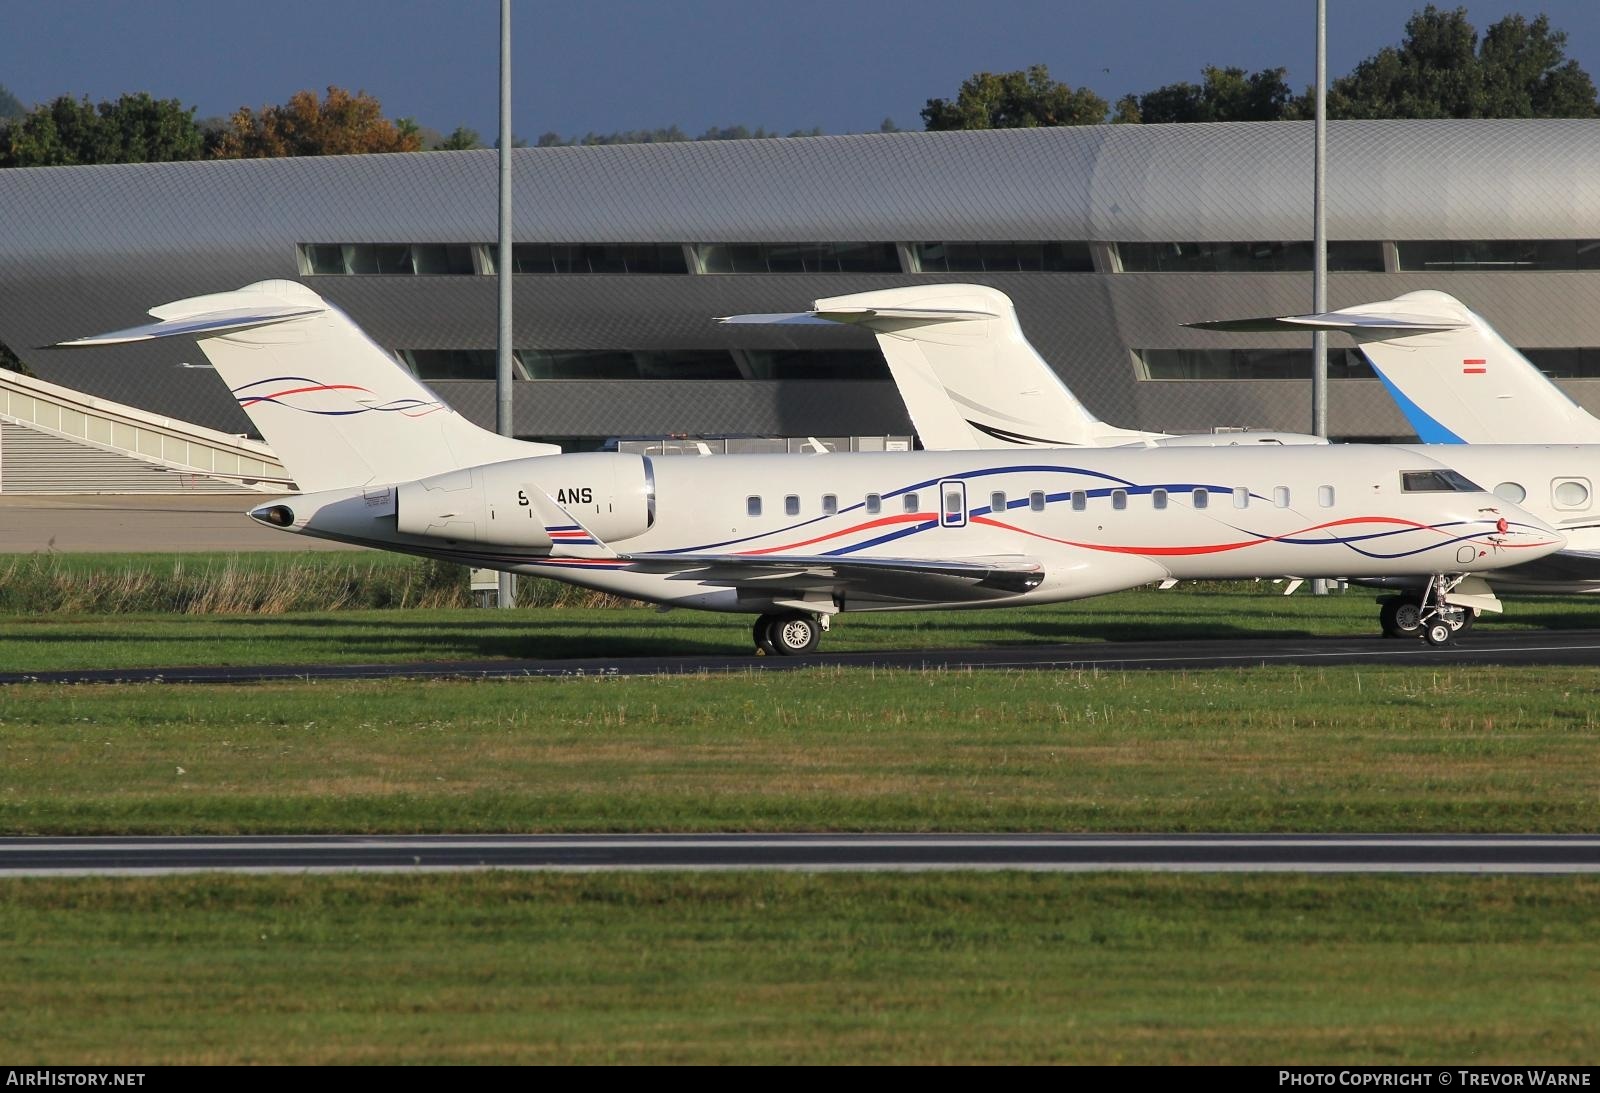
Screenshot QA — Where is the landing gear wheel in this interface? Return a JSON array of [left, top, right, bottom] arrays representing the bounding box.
[[1452, 608, 1476, 636], [770, 613, 821, 656], [752, 614, 780, 655], [1424, 621, 1456, 647], [1379, 597, 1423, 638]]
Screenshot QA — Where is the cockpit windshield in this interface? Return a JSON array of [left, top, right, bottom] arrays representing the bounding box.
[[1401, 469, 1482, 493]]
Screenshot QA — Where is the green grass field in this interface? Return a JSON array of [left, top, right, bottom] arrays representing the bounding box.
[[5, 665, 1599, 834], [4, 872, 1597, 1064]]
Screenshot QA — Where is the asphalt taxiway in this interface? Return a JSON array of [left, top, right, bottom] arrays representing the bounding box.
[[6, 628, 1600, 685], [3, 834, 1598, 876]]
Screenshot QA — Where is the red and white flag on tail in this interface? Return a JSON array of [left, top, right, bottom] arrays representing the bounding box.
[[1463, 358, 1487, 374]]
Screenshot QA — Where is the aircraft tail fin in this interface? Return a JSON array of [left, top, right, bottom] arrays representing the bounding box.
[[56, 280, 557, 491], [722, 283, 1155, 449], [1189, 290, 1600, 444]]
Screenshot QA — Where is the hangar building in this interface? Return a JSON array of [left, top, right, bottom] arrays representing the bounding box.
[[2, 119, 1598, 452]]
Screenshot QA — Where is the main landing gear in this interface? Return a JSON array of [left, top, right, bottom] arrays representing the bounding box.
[[753, 612, 827, 656], [1379, 576, 1476, 646]]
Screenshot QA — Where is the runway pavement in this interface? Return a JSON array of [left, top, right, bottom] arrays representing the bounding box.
[[0, 493, 357, 552], [6, 627, 1600, 684], [4, 834, 1599, 875]]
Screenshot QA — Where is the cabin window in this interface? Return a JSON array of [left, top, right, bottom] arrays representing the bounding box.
[[1111, 489, 1127, 510], [822, 494, 838, 515], [1233, 487, 1249, 509], [1318, 485, 1335, 507], [1494, 482, 1526, 504], [1193, 489, 1209, 509], [1273, 486, 1290, 508], [903, 492, 919, 513], [1152, 488, 1167, 510], [746, 496, 762, 517], [865, 493, 881, 514], [1553, 478, 1591, 509], [785, 494, 800, 516], [1071, 490, 1087, 511], [1029, 490, 1046, 512], [990, 491, 1007, 514]]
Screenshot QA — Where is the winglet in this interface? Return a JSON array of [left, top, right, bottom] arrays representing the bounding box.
[[521, 487, 619, 560]]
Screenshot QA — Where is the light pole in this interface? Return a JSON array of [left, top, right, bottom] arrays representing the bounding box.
[[496, 0, 516, 609]]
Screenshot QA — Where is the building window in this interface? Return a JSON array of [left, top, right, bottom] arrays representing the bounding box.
[[1136, 348, 1374, 381], [519, 350, 741, 380], [301, 243, 475, 275], [747, 496, 762, 517], [738, 349, 891, 381], [502, 243, 688, 274], [914, 241, 1093, 273], [1030, 491, 1046, 512], [1396, 240, 1600, 272], [697, 242, 899, 274], [1116, 240, 1384, 273], [865, 493, 882, 514]]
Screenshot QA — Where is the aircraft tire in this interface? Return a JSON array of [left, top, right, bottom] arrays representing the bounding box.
[[1423, 621, 1455, 647], [770, 613, 821, 656], [1379, 597, 1422, 638], [752, 614, 779, 655]]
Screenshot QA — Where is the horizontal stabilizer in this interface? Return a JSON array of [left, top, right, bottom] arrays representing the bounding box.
[[717, 306, 998, 328], [1187, 312, 1466, 335], [53, 305, 323, 347]]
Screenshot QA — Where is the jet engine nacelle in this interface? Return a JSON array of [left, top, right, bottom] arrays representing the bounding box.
[[395, 452, 653, 548]]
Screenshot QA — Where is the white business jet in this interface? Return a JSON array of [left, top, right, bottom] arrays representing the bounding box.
[[57, 281, 1563, 654], [1190, 296, 1600, 633], [719, 283, 1325, 450]]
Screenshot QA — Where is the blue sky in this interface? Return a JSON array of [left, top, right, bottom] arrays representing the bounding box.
[[6, 1, 1600, 138]]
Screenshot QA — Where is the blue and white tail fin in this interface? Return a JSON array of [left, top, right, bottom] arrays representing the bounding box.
[[721, 283, 1155, 449], [1189, 290, 1600, 444], [56, 280, 557, 491]]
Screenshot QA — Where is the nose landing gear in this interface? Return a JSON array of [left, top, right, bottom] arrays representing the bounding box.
[[1405, 574, 1475, 647]]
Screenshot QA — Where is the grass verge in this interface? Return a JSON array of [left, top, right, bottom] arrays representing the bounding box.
[[5, 666, 1599, 834], [3, 872, 1597, 1064], [3, 585, 1599, 671]]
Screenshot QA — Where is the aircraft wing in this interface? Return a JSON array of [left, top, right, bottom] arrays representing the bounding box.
[[623, 551, 1044, 602]]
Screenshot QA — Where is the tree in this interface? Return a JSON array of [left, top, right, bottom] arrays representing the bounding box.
[[211, 86, 423, 158], [921, 65, 1108, 130], [0, 82, 23, 119], [1, 92, 202, 167], [438, 126, 481, 150], [1116, 66, 1296, 124], [1322, 5, 1598, 118]]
